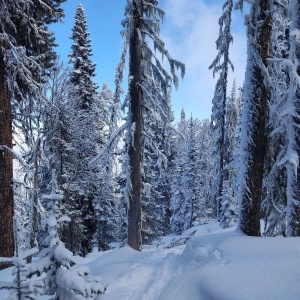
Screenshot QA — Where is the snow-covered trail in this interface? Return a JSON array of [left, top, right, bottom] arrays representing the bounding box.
[[1, 223, 300, 299], [82, 224, 300, 300]]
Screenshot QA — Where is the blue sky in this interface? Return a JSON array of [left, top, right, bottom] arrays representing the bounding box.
[[51, 0, 248, 121]]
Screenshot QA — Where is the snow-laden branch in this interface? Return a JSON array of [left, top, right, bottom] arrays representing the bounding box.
[[89, 121, 129, 166]]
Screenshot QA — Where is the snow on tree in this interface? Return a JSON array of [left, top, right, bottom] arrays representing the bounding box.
[[39, 60, 78, 251], [170, 115, 214, 234], [170, 113, 188, 234], [120, 0, 184, 250], [181, 116, 199, 231], [27, 170, 107, 299], [95, 83, 120, 251], [262, 0, 290, 237], [236, 0, 272, 236], [209, 0, 234, 217], [219, 81, 241, 228], [59, 3, 111, 256], [266, 0, 300, 236], [284, 0, 300, 237], [69, 3, 98, 109], [0, 0, 64, 268], [193, 119, 215, 225], [0, 218, 42, 300]]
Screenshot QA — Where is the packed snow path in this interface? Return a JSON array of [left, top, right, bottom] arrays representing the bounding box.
[[85, 224, 300, 300]]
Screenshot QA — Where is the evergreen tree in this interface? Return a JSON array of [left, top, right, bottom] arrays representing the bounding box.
[[219, 81, 241, 228], [93, 83, 119, 251], [170, 116, 214, 234], [27, 170, 107, 299], [0, 0, 64, 268], [170, 115, 187, 234], [61, 3, 107, 256], [121, 0, 184, 250], [182, 117, 199, 231], [262, 0, 290, 237], [266, 0, 300, 236], [193, 119, 215, 225], [69, 3, 98, 109], [236, 0, 272, 236], [0, 218, 42, 300], [284, 0, 300, 236], [209, 0, 234, 217]]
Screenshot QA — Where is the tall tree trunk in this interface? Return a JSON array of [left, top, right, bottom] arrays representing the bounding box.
[[127, 0, 142, 251], [28, 138, 41, 263], [0, 53, 14, 268], [239, 1, 271, 236], [287, 0, 300, 236]]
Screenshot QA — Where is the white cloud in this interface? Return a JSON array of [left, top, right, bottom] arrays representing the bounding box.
[[161, 0, 247, 120]]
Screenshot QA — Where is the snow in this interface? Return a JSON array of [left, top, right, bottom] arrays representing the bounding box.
[[1, 222, 300, 299]]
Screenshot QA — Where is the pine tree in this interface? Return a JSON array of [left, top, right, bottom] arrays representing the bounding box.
[[170, 115, 214, 234], [219, 81, 240, 228], [170, 111, 188, 234], [182, 116, 199, 231], [236, 0, 272, 236], [69, 3, 98, 109], [95, 83, 119, 251], [285, 0, 300, 236], [27, 170, 107, 299], [121, 0, 184, 250], [0, 218, 42, 300], [61, 3, 106, 256], [266, 0, 300, 236], [262, 0, 290, 237], [209, 0, 234, 217], [0, 0, 64, 269]]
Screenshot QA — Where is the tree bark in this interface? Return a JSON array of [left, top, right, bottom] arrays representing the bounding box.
[[239, 1, 271, 236], [287, 0, 300, 236], [128, 0, 142, 251], [0, 51, 14, 268], [28, 138, 41, 263]]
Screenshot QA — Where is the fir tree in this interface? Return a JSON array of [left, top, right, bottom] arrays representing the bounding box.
[[236, 0, 272, 236], [69, 3, 98, 109], [209, 0, 234, 217], [121, 0, 184, 250], [266, 0, 300, 236], [219, 81, 240, 228], [0, 0, 64, 268], [262, 0, 290, 237], [27, 170, 107, 299], [61, 3, 107, 256]]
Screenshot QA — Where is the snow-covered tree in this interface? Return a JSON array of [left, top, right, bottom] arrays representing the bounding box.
[[60, 3, 109, 256], [170, 116, 214, 234], [262, 0, 290, 237], [95, 83, 119, 251], [265, 0, 300, 237], [27, 170, 107, 299], [0, 218, 42, 300], [209, 0, 234, 217], [219, 81, 241, 228], [121, 0, 184, 250], [236, 0, 272, 236], [0, 0, 64, 268]]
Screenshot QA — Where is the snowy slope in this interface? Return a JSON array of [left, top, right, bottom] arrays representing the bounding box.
[[1, 222, 300, 300]]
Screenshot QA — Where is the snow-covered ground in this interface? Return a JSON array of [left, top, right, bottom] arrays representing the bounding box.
[[1, 222, 300, 299]]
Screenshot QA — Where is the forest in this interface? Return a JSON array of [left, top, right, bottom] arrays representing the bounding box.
[[0, 0, 300, 299]]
